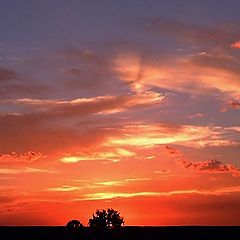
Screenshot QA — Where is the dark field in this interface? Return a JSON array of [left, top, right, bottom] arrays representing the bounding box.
[[0, 226, 240, 240]]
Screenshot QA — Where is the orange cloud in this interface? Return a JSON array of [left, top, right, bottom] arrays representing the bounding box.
[[113, 52, 240, 97], [231, 41, 240, 49], [56, 123, 237, 165], [0, 151, 45, 163], [60, 147, 136, 163], [226, 127, 240, 132], [0, 167, 56, 174], [76, 187, 240, 201], [163, 145, 240, 177], [106, 123, 239, 148], [47, 185, 80, 192], [95, 178, 151, 187]]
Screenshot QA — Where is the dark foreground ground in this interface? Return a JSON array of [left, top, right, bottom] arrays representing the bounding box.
[[0, 226, 240, 240]]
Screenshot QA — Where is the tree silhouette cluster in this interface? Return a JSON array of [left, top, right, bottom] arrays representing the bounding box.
[[89, 208, 124, 229], [66, 219, 83, 228], [66, 208, 124, 229]]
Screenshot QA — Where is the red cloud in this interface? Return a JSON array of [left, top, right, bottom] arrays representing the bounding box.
[[231, 41, 240, 49], [177, 158, 240, 177], [221, 99, 240, 112], [163, 145, 240, 177], [0, 151, 45, 163], [228, 100, 240, 109], [164, 146, 182, 155]]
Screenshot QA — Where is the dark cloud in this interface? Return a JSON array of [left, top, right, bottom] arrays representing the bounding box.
[[0, 83, 48, 99], [164, 146, 181, 155], [163, 145, 240, 177], [228, 100, 240, 109], [0, 68, 16, 82], [64, 67, 81, 76], [46, 46, 127, 95], [221, 99, 240, 112], [0, 152, 45, 163], [177, 159, 240, 177], [0, 67, 48, 99]]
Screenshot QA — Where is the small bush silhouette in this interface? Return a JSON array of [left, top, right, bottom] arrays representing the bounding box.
[[88, 208, 124, 229], [66, 219, 83, 228]]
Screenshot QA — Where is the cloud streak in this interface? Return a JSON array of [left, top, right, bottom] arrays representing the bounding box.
[[0, 152, 45, 163], [0, 167, 57, 174], [177, 158, 240, 177], [106, 123, 239, 148], [3, 91, 164, 117], [60, 147, 135, 163], [76, 187, 240, 201], [47, 185, 80, 192]]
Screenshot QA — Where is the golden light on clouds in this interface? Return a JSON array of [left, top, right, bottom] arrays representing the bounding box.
[[60, 148, 136, 163], [47, 185, 80, 192], [113, 53, 240, 97], [106, 124, 238, 148]]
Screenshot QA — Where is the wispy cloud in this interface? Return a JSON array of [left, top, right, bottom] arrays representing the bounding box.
[[0, 168, 57, 174], [46, 185, 80, 192], [0, 152, 46, 163], [106, 123, 239, 148], [162, 145, 240, 177], [177, 159, 240, 177], [77, 187, 240, 201], [187, 113, 204, 119], [58, 123, 239, 165], [80, 192, 162, 200], [60, 147, 135, 163], [95, 177, 151, 187], [3, 91, 164, 117]]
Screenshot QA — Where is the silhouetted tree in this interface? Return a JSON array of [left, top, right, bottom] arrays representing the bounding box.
[[88, 208, 124, 229], [66, 219, 84, 228]]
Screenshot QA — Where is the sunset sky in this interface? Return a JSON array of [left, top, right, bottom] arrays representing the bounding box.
[[0, 0, 240, 226]]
